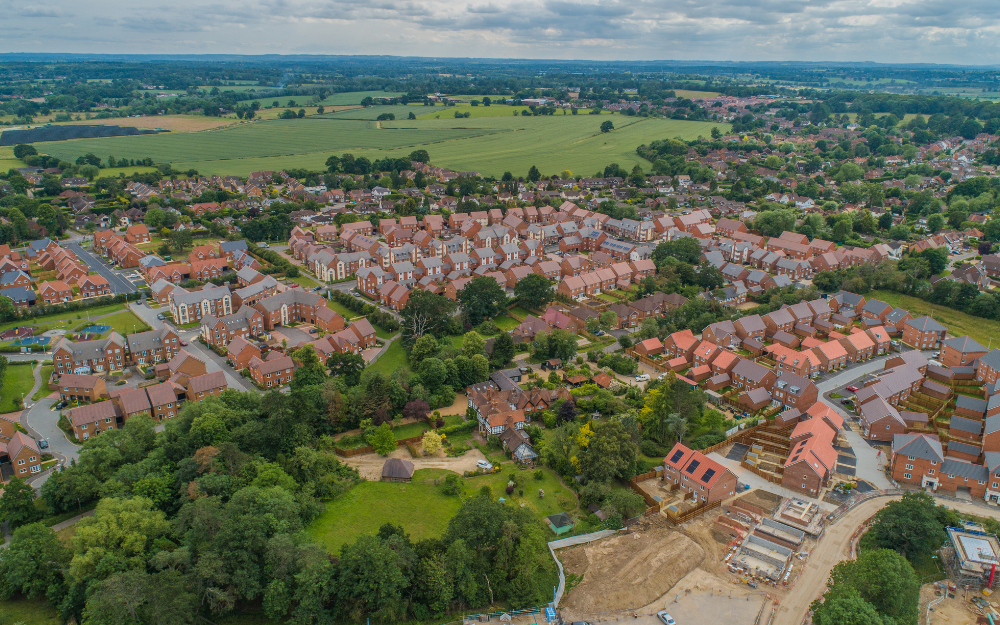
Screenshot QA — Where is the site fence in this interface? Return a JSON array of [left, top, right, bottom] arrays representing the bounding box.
[[825, 489, 905, 524], [549, 529, 619, 608]]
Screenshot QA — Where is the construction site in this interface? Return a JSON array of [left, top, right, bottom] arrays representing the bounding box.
[[942, 523, 1000, 591]]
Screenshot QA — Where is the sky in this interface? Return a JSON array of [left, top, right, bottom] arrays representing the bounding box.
[[1, 0, 999, 64]]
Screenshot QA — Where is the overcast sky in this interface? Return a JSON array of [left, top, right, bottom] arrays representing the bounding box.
[[1, 0, 998, 64]]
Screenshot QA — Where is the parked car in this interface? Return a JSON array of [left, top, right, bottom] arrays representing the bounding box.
[[156, 313, 165, 320], [656, 612, 676, 625], [308, 328, 319, 334], [595, 330, 605, 336], [314, 285, 324, 291], [840, 399, 853, 406], [179, 340, 187, 346], [258, 242, 270, 248], [658, 372, 668, 380], [846, 385, 858, 392], [519, 367, 530, 373], [476, 460, 493, 471], [38, 439, 48, 449], [635, 373, 650, 382], [288, 283, 299, 288]]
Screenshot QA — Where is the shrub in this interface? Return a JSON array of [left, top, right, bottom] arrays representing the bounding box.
[[486, 433, 501, 449], [640, 439, 669, 457], [534, 470, 544, 480], [689, 433, 726, 450], [442, 474, 461, 495]]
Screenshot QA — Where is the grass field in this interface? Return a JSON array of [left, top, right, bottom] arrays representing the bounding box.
[[461, 466, 578, 520], [0, 364, 35, 413], [415, 103, 606, 120], [673, 90, 722, 99], [32, 365, 53, 401], [327, 299, 359, 320], [0, 597, 62, 624], [318, 104, 439, 121], [60, 115, 238, 132], [37, 113, 728, 179], [97, 310, 151, 335], [307, 468, 462, 553], [369, 339, 407, 375], [0, 303, 125, 334], [321, 91, 407, 106], [869, 290, 1000, 347]]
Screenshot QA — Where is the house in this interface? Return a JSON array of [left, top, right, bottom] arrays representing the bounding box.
[[124, 224, 150, 243], [6, 432, 42, 479], [38, 280, 73, 305], [52, 333, 127, 374], [78, 275, 112, 299], [901, 316, 947, 350], [662, 442, 737, 504], [891, 434, 944, 490], [634, 337, 664, 357], [782, 418, 837, 496], [941, 336, 988, 368], [248, 354, 295, 388], [187, 371, 227, 402], [226, 335, 261, 370], [69, 400, 120, 440], [56, 373, 108, 402], [860, 397, 907, 441], [730, 358, 777, 391], [146, 383, 181, 421]]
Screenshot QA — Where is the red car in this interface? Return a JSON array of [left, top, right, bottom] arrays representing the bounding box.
[[288, 283, 299, 288], [179, 340, 188, 346], [846, 385, 859, 392]]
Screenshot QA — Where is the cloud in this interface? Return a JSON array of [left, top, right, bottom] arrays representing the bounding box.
[[3, 0, 1000, 63]]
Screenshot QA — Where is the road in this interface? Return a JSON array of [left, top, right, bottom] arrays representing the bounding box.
[[65, 241, 137, 294], [16, 364, 80, 488]]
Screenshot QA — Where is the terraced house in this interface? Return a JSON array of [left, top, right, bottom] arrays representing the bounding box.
[[169, 284, 233, 324], [52, 333, 127, 375], [200, 306, 265, 347]]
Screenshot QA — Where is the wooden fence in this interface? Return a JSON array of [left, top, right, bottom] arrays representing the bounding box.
[[628, 470, 663, 515], [740, 459, 784, 484], [624, 348, 672, 373], [334, 433, 428, 458], [666, 499, 722, 525]]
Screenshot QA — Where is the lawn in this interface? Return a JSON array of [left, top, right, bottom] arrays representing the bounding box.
[[0, 364, 35, 413], [507, 306, 535, 320], [461, 465, 579, 522], [0, 596, 62, 624], [869, 290, 1000, 348], [32, 365, 53, 400], [327, 299, 359, 320], [375, 326, 396, 340], [289, 273, 321, 289], [493, 315, 520, 331], [41, 113, 729, 179], [93, 310, 151, 335], [0, 303, 125, 334], [307, 469, 462, 553], [369, 339, 407, 375], [392, 420, 431, 440]]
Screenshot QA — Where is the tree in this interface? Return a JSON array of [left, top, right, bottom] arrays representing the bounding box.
[[401, 290, 456, 347], [827, 549, 920, 625], [12, 144, 37, 160], [526, 166, 541, 183], [422, 431, 442, 455], [812, 586, 893, 625], [490, 332, 515, 368], [578, 420, 636, 482], [888, 224, 911, 241], [69, 497, 170, 583], [513, 273, 554, 311], [326, 352, 365, 386], [600, 120, 614, 133], [168, 229, 193, 253], [927, 213, 945, 232], [860, 492, 948, 561], [0, 522, 70, 600], [369, 423, 397, 456], [599, 311, 617, 329], [463, 331, 486, 359], [409, 334, 440, 367], [754, 210, 797, 238], [458, 277, 508, 326], [652, 237, 703, 265], [290, 345, 326, 390], [877, 212, 893, 230], [0, 476, 36, 528]]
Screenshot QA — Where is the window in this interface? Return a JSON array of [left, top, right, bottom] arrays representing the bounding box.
[[904, 473, 911, 479], [981, 480, 987, 485], [906, 464, 913, 470], [929, 469, 935, 475], [30, 465, 39, 474], [17, 459, 24, 465], [29, 456, 35, 462]]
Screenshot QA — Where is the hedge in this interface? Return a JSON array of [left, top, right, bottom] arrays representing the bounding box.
[[438, 419, 477, 437], [246, 242, 299, 278], [328, 290, 400, 334]]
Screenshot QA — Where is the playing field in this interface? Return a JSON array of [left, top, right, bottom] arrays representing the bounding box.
[[36, 114, 729, 178]]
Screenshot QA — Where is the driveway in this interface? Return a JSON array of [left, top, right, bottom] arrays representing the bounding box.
[[23, 398, 79, 467], [272, 326, 313, 347], [64, 242, 137, 294], [185, 339, 256, 392], [341, 446, 489, 480]]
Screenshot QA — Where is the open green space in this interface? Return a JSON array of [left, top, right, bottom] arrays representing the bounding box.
[[869, 290, 1000, 348], [493, 316, 520, 331], [321, 91, 407, 106], [0, 364, 36, 413], [0, 596, 62, 624], [32, 365, 54, 400], [391, 420, 431, 440], [38, 114, 728, 179], [415, 103, 607, 120], [319, 104, 437, 121], [92, 310, 151, 335], [326, 299, 359, 320], [307, 469, 462, 553], [0, 303, 126, 334], [369, 339, 406, 375], [461, 466, 578, 520]]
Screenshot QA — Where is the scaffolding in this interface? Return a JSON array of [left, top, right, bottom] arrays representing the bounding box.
[[942, 524, 1000, 590]]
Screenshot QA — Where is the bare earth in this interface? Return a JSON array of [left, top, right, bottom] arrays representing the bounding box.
[[560, 515, 706, 614], [64, 115, 238, 132], [340, 446, 488, 480]]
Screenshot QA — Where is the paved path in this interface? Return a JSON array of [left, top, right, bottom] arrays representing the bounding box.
[[51, 509, 94, 531], [65, 242, 136, 294]]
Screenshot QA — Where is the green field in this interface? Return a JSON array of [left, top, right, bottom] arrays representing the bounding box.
[[0, 303, 126, 334], [415, 103, 606, 120], [321, 91, 407, 106], [0, 596, 62, 624], [461, 466, 578, 520], [37, 114, 729, 178], [97, 310, 151, 335], [869, 290, 1000, 348], [307, 469, 462, 552], [369, 339, 406, 375], [318, 104, 440, 121], [0, 364, 35, 413]]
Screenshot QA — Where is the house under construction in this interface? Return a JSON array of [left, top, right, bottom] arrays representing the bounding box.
[[942, 524, 1000, 590]]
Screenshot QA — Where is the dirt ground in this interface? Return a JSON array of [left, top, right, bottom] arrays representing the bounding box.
[[66, 115, 238, 132], [340, 446, 488, 480], [652, 569, 771, 625], [559, 515, 706, 614], [921, 580, 997, 625]]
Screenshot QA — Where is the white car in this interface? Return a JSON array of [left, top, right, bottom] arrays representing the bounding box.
[[656, 611, 676, 625], [476, 460, 494, 471], [635, 374, 650, 382], [658, 372, 668, 380]]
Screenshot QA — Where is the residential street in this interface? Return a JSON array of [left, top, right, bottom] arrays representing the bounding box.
[[65, 241, 138, 294]]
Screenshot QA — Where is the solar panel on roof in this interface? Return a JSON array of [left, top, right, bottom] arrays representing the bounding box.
[[685, 459, 701, 474], [669, 449, 684, 463], [701, 468, 716, 483]]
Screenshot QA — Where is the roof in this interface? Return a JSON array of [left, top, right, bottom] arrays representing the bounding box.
[[944, 335, 987, 354], [188, 371, 226, 394], [904, 316, 946, 333], [381, 457, 415, 479], [68, 399, 120, 426], [145, 383, 179, 407], [57, 373, 100, 389], [893, 433, 944, 463], [956, 394, 988, 415], [950, 416, 983, 435], [664, 442, 731, 490], [117, 387, 151, 414], [947, 440, 982, 458], [941, 458, 988, 481]]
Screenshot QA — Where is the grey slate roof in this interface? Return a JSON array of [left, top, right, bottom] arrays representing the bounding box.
[[985, 452, 1000, 473], [904, 316, 946, 333], [893, 433, 944, 463], [956, 395, 988, 416], [941, 458, 988, 481], [950, 416, 983, 435], [979, 349, 1000, 372], [0, 286, 34, 303], [127, 328, 173, 354], [220, 240, 249, 253], [946, 440, 982, 457], [944, 335, 987, 354]]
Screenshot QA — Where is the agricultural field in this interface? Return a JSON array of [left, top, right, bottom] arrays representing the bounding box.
[[320, 90, 406, 106], [34, 112, 728, 178], [60, 115, 240, 132], [869, 290, 1000, 348], [307, 469, 462, 552], [415, 103, 607, 120], [673, 89, 722, 99], [318, 104, 436, 121]]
